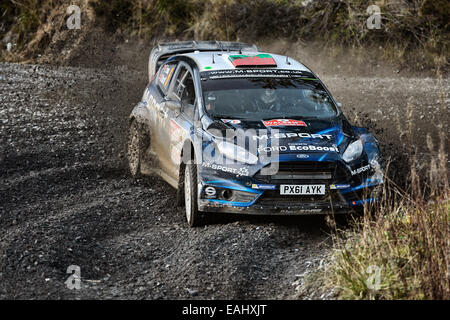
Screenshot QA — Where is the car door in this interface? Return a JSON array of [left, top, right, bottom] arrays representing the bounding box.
[[148, 61, 178, 177], [161, 63, 197, 181]]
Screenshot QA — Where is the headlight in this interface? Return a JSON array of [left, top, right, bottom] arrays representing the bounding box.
[[216, 141, 258, 164], [342, 139, 363, 163]]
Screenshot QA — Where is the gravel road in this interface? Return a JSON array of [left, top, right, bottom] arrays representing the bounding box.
[[0, 62, 447, 299]]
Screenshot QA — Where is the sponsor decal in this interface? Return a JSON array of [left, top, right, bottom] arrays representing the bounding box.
[[202, 162, 250, 177], [204, 69, 313, 80], [158, 64, 176, 88], [237, 167, 250, 177], [171, 147, 181, 165], [221, 119, 241, 125], [251, 184, 276, 190], [169, 120, 183, 143], [288, 145, 339, 152], [204, 186, 217, 198], [258, 145, 288, 153], [253, 132, 333, 141], [351, 164, 371, 176], [143, 88, 151, 101], [148, 94, 165, 114], [228, 54, 277, 67], [257, 144, 338, 153], [169, 120, 185, 164], [330, 184, 351, 190], [263, 119, 307, 127], [280, 209, 322, 214]]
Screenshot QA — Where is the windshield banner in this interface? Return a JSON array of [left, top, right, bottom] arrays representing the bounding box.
[[201, 69, 315, 80]]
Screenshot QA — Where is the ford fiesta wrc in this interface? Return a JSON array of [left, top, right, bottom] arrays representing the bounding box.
[[128, 41, 384, 227]]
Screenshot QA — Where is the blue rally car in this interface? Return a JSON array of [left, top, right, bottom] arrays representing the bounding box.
[[128, 41, 384, 226]]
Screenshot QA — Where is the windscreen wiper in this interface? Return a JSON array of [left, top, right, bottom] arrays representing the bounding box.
[[213, 115, 248, 120]]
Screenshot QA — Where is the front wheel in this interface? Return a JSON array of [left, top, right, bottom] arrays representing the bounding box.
[[184, 163, 204, 227]]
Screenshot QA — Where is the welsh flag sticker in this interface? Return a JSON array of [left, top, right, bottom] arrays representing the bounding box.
[[228, 54, 277, 67], [263, 119, 307, 127]]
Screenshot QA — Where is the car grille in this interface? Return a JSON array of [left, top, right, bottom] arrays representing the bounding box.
[[254, 161, 348, 183], [257, 190, 329, 202]]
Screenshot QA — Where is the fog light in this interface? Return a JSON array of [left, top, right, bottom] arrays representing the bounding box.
[[221, 189, 234, 200]]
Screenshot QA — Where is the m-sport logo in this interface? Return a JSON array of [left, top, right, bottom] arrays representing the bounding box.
[[253, 132, 333, 140]]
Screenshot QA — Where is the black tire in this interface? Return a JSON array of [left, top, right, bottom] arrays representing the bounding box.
[[175, 164, 185, 207], [127, 120, 147, 178], [184, 162, 204, 227]]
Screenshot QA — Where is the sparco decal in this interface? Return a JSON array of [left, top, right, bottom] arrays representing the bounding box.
[[202, 162, 250, 177], [204, 186, 217, 198], [253, 132, 333, 140], [263, 119, 307, 127]]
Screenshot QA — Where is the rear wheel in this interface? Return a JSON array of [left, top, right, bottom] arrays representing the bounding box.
[[184, 163, 204, 227], [127, 120, 147, 178]]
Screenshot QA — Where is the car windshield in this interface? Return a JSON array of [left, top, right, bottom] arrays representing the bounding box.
[[201, 77, 338, 120]]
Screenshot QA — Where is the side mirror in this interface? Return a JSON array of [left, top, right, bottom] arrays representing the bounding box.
[[165, 92, 182, 114]]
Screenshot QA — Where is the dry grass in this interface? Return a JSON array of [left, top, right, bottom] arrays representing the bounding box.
[[317, 78, 449, 300], [324, 192, 449, 299]]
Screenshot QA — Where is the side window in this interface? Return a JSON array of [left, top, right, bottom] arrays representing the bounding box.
[[173, 66, 196, 118], [157, 62, 177, 94]]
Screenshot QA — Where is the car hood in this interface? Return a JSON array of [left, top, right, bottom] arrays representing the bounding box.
[[211, 117, 355, 155]]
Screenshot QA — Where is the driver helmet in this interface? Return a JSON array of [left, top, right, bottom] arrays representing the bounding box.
[[205, 92, 217, 112], [261, 88, 276, 105]]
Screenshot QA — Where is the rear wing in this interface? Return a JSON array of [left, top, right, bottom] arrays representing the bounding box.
[[148, 41, 259, 81]]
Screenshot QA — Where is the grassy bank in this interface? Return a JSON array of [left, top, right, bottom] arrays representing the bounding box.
[[1, 0, 449, 72], [323, 193, 449, 299], [303, 87, 449, 300]]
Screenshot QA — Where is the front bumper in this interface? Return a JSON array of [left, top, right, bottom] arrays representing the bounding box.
[[198, 177, 382, 215], [199, 199, 352, 215]]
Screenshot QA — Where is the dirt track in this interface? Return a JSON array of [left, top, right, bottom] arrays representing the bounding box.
[[0, 62, 447, 299]]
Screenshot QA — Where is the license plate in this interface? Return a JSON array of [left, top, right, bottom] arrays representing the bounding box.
[[280, 185, 325, 195]]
